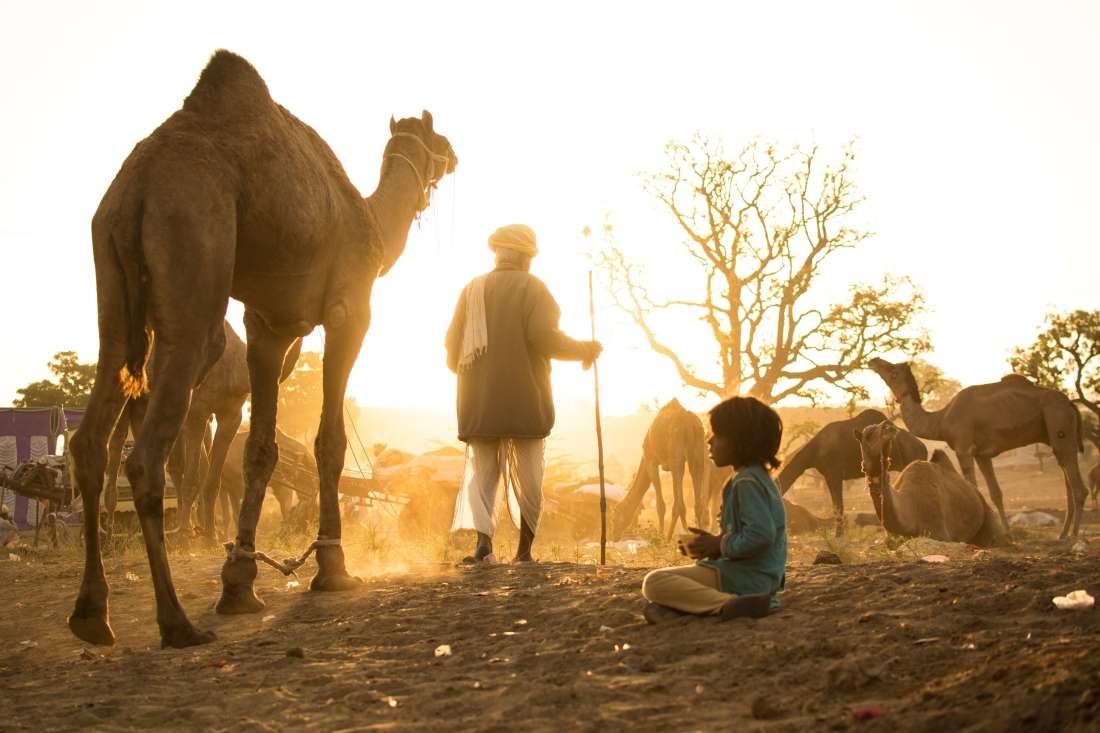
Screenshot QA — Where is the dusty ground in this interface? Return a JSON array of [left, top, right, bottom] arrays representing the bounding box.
[[2, 464, 1099, 731]]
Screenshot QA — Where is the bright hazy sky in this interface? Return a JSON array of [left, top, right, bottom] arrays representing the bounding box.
[[2, 0, 1098, 421]]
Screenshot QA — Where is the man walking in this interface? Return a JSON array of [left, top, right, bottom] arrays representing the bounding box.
[[446, 224, 601, 563]]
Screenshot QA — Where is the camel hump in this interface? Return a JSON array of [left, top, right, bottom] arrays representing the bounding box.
[[1000, 373, 1034, 387], [183, 49, 273, 118]]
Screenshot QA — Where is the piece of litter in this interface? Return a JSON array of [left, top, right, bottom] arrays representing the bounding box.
[[695, 684, 704, 694], [286, 580, 300, 590], [476, 591, 490, 596], [962, 642, 976, 650], [622, 643, 631, 651], [920, 555, 949, 564], [1052, 589, 1095, 611], [262, 614, 276, 622], [852, 704, 887, 721], [8, 553, 19, 561], [125, 571, 140, 581], [502, 631, 516, 636], [515, 619, 528, 625], [19, 640, 37, 648], [1071, 540, 1088, 554], [599, 625, 612, 632], [472, 681, 481, 688], [384, 696, 398, 708], [914, 637, 941, 645], [434, 644, 452, 657]]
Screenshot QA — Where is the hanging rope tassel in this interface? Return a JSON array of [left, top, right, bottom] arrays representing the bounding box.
[[223, 538, 342, 577]]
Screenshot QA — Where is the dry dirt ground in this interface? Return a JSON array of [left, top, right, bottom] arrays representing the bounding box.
[[2, 466, 1099, 731]]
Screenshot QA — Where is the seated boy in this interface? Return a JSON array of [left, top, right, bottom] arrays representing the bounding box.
[[641, 396, 787, 623]]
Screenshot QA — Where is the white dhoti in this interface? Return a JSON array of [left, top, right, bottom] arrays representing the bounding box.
[[451, 438, 545, 536]]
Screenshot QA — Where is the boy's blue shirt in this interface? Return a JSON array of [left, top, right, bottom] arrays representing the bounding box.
[[699, 464, 787, 605]]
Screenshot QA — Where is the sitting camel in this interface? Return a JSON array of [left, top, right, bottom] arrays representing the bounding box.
[[777, 409, 927, 536], [854, 421, 1005, 547], [610, 399, 706, 539], [67, 50, 456, 648]]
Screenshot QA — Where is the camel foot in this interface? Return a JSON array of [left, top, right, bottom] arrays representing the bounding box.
[[216, 555, 265, 615], [68, 604, 116, 646], [309, 544, 362, 592], [161, 623, 216, 649]]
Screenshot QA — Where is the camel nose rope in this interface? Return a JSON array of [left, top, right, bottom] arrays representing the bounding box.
[[224, 538, 342, 577]]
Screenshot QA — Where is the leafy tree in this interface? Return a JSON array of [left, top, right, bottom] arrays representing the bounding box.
[[13, 351, 96, 408], [599, 136, 929, 404], [1010, 309, 1100, 450]]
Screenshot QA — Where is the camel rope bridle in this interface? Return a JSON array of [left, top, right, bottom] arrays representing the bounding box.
[[384, 131, 451, 212]]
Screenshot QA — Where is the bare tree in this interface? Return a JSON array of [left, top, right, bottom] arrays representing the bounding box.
[[599, 136, 929, 404]]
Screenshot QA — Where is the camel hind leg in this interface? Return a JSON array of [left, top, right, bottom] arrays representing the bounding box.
[[1045, 408, 1087, 539], [198, 404, 243, 540], [68, 349, 131, 646]]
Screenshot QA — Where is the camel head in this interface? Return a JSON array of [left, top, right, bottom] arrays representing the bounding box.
[[854, 420, 897, 483], [868, 357, 921, 404], [387, 110, 458, 193]]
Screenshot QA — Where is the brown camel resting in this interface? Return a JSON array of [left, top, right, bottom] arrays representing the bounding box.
[[855, 421, 1006, 547], [68, 49, 456, 648], [777, 409, 928, 536], [869, 358, 1087, 539], [610, 399, 706, 539], [104, 321, 301, 539]]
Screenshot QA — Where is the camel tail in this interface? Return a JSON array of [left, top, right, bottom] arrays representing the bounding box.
[[111, 221, 151, 399]]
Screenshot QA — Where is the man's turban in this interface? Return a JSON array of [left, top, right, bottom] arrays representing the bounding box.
[[488, 224, 538, 257]]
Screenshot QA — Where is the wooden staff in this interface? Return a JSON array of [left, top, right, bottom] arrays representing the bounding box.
[[588, 271, 607, 565]]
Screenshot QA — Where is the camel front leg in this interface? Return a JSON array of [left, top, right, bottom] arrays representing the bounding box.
[[825, 472, 845, 537], [668, 463, 688, 537], [649, 463, 667, 539], [217, 315, 295, 615], [310, 320, 368, 592], [974, 456, 1009, 530], [199, 405, 243, 541]]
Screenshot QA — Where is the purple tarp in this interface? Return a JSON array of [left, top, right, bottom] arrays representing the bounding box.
[[0, 406, 68, 529]]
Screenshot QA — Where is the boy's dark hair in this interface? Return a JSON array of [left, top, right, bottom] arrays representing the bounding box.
[[708, 396, 783, 470]]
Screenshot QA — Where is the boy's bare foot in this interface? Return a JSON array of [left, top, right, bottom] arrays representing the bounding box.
[[718, 593, 771, 620], [643, 602, 687, 624]]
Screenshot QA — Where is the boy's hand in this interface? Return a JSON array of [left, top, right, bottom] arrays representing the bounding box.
[[682, 527, 722, 560]]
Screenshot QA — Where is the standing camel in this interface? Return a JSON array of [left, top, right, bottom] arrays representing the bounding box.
[[777, 409, 927, 535], [868, 358, 1086, 539], [611, 399, 706, 539], [67, 49, 456, 648], [104, 321, 301, 539], [854, 421, 1005, 547]]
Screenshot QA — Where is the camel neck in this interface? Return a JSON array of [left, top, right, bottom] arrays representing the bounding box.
[[366, 163, 425, 274], [776, 440, 816, 493], [897, 396, 946, 441]]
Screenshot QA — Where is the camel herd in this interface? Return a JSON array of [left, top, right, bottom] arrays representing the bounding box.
[[613, 359, 1091, 551], [61, 50, 1092, 651]]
